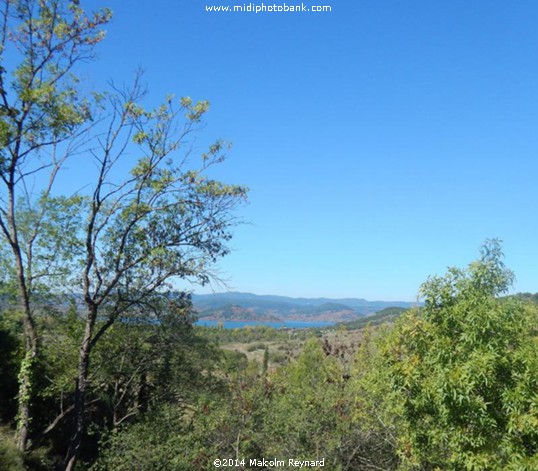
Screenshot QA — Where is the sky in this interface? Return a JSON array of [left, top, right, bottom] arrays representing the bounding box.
[[67, 0, 538, 300]]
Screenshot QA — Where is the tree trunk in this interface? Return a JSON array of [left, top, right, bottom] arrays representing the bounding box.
[[15, 349, 35, 451], [64, 304, 97, 471], [13, 245, 38, 452]]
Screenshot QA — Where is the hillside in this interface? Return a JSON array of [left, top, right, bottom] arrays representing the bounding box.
[[196, 304, 283, 322], [336, 306, 409, 330], [193, 292, 416, 323]]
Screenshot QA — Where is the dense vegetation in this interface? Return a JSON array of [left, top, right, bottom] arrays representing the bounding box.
[[90, 242, 538, 471], [1, 2, 538, 470], [3, 237, 538, 470]]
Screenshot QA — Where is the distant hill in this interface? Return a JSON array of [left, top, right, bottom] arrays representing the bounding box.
[[192, 292, 417, 323], [197, 303, 282, 322], [190, 291, 538, 327], [308, 302, 354, 313], [336, 306, 409, 330]]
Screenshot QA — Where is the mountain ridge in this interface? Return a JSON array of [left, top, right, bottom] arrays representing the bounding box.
[[192, 291, 417, 323]]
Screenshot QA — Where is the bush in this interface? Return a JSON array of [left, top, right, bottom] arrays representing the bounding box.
[[0, 427, 25, 471], [221, 349, 248, 372], [384, 241, 538, 469], [268, 352, 287, 364]]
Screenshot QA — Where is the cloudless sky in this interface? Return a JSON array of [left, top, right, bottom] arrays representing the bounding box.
[[72, 0, 538, 300]]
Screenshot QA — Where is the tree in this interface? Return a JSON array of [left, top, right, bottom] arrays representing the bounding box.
[[28, 293, 222, 466], [61, 79, 247, 469], [0, 3, 246, 467], [0, 0, 111, 451], [384, 240, 538, 469]]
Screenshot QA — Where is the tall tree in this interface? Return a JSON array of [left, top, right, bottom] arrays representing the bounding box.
[[0, 0, 111, 451], [63, 80, 247, 470]]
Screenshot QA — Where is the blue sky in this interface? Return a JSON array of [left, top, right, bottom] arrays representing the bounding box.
[[73, 0, 538, 300]]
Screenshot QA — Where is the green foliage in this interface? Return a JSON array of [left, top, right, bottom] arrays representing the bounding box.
[[221, 349, 249, 374], [0, 427, 25, 471], [41, 299, 218, 436], [38, 303, 81, 403], [350, 326, 400, 469], [0, 314, 23, 423], [267, 351, 287, 364], [197, 324, 316, 344], [0, 0, 112, 453], [0, 425, 52, 471], [91, 404, 191, 471], [384, 240, 538, 470], [16, 195, 86, 289], [0, 0, 111, 162], [245, 342, 266, 352], [4, 237, 538, 471], [0, 3, 246, 460], [253, 338, 383, 470], [514, 292, 538, 304], [262, 345, 269, 377], [91, 344, 261, 470], [69, 76, 249, 363], [1, 17, 535, 469], [264, 339, 345, 459], [93, 376, 264, 471]]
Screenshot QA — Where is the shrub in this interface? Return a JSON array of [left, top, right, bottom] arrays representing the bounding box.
[[0, 427, 25, 471]]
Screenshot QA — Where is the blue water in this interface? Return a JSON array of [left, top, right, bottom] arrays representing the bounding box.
[[196, 320, 335, 329]]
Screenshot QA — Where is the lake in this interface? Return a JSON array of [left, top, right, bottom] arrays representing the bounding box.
[[196, 320, 335, 329]]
